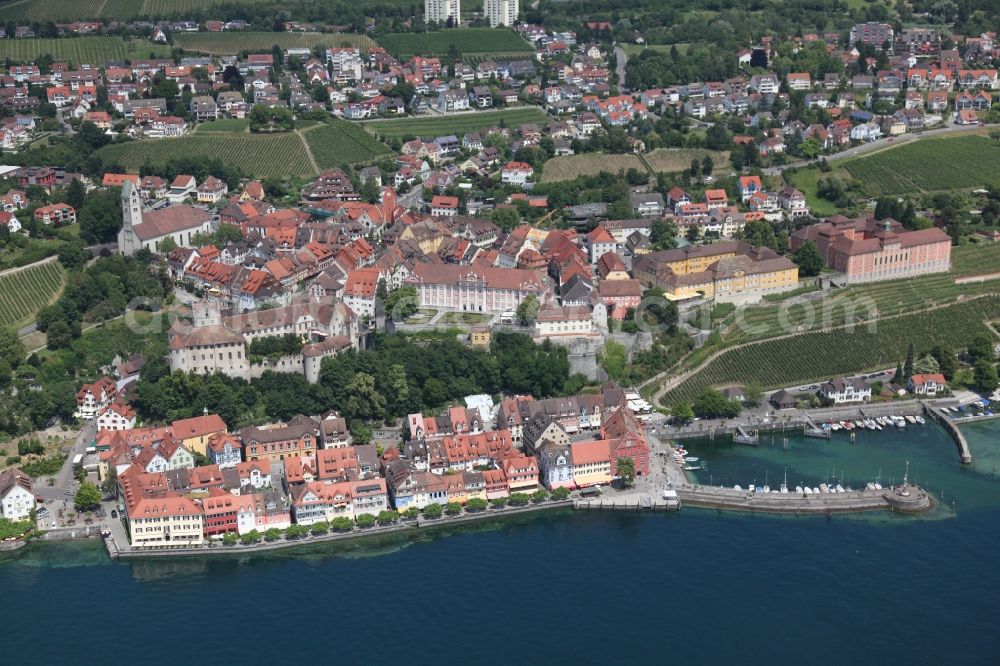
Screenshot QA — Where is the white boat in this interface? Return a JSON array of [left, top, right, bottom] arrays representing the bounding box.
[[905, 415, 917, 424], [684, 456, 700, 463], [866, 482, 875, 490], [830, 423, 841, 431], [874, 483, 882, 490], [683, 464, 702, 471], [780, 484, 789, 494], [763, 485, 771, 493], [804, 486, 813, 494], [734, 485, 742, 491], [812, 487, 820, 494], [835, 484, 845, 493], [819, 483, 829, 493], [915, 415, 926, 425], [795, 485, 804, 493], [838, 421, 848, 429]]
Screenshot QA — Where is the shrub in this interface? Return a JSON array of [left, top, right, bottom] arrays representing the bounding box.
[[356, 513, 376, 528], [444, 502, 462, 516], [423, 503, 443, 519]]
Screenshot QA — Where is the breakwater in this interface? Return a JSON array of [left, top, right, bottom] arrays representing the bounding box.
[[675, 482, 933, 514]]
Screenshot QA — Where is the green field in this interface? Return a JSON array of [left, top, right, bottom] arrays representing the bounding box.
[[174, 31, 376, 55], [303, 121, 393, 168], [784, 167, 841, 216], [951, 242, 1000, 276], [193, 118, 250, 133], [96, 134, 318, 178], [0, 259, 65, 329], [377, 28, 534, 58], [844, 135, 1000, 196], [663, 296, 1000, 406], [621, 43, 690, 58], [362, 107, 549, 140], [0, 0, 273, 21]]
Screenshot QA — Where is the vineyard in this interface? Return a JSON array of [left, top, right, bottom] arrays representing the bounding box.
[[719, 271, 995, 344], [0, 259, 65, 329], [377, 29, 534, 58], [844, 135, 1000, 195], [96, 134, 317, 178], [661, 296, 1000, 406], [0, 36, 127, 64], [951, 242, 1000, 276], [192, 118, 249, 133], [540, 154, 646, 183], [361, 107, 548, 139], [644, 148, 729, 174], [303, 121, 393, 168], [174, 32, 376, 55], [0, 0, 272, 21]]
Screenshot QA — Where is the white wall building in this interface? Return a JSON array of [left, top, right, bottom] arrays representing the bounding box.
[[485, 0, 518, 27], [426, 0, 461, 23], [0, 467, 35, 521]]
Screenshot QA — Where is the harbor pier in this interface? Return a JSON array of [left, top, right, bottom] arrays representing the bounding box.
[[675, 482, 932, 514]]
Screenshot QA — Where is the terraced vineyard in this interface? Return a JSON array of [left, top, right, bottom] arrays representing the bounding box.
[[662, 297, 1000, 406], [0, 36, 127, 64], [304, 121, 392, 167], [0, 0, 272, 21], [644, 148, 729, 174], [0, 259, 65, 329], [540, 154, 646, 183], [96, 134, 316, 178], [377, 28, 534, 58], [844, 135, 1000, 195], [362, 107, 549, 140], [174, 31, 376, 55]]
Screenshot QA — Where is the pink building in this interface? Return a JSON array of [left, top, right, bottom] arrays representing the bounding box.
[[790, 215, 951, 284]]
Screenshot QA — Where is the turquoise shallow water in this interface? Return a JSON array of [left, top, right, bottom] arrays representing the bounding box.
[[2, 421, 999, 665]]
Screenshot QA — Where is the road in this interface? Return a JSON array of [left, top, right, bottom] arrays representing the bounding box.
[[33, 419, 97, 502], [398, 182, 424, 209], [614, 45, 628, 93], [763, 119, 995, 175]]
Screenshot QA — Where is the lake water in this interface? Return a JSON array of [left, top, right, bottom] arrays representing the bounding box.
[[2, 420, 999, 665]]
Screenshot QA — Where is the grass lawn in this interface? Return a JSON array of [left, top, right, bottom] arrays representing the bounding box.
[[621, 43, 689, 58], [440, 311, 492, 325], [784, 167, 842, 216], [377, 28, 534, 58], [405, 308, 437, 324], [193, 118, 249, 133]]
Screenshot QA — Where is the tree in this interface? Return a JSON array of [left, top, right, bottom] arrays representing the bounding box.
[[422, 503, 443, 519], [356, 513, 376, 528], [650, 218, 678, 250], [344, 372, 386, 422], [531, 488, 549, 503], [551, 486, 571, 500], [616, 457, 636, 488], [489, 496, 508, 508], [701, 155, 714, 176], [46, 317, 75, 349], [223, 531, 238, 545], [692, 388, 741, 418], [242, 529, 263, 543], [78, 190, 122, 244], [685, 224, 700, 243], [508, 492, 530, 506], [894, 360, 904, 382], [792, 240, 825, 277], [331, 516, 354, 532], [516, 294, 540, 325], [931, 345, 957, 380], [967, 335, 995, 363], [385, 286, 419, 321], [376, 510, 398, 525], [466, 498, 488, 512], [57, 241, 88, 270], [444, 502, 462, 516], [74, 482, 101, 511], [973, 359, 998, 393], [672, 401, 694, 424], [744, 382, 763, 407], [284, 524, 308, 539], [689, 158, 700, 177], [904, 342, 916, 381], [66, 178, 86, 210], [359, 177, 380, 204], [491, 206, 520, 232], [309, 522, 329, 536], [264, 528, 282, 541]]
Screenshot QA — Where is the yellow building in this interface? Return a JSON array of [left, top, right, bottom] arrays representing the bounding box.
[[469, 325, 491, 348], [569, 440, 613, 487], [127, 496, 204, 548], [633, 241, 799, 304], [170, 413, 228, 457]]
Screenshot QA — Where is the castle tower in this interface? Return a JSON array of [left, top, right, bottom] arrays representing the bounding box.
[[118, 179, 143, 256], [192, 300, 221, 327]]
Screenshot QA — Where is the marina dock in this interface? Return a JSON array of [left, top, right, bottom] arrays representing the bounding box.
[[573, 494, 680, 512], [675, 483, 932, 514], [924, 405, 973, 464]]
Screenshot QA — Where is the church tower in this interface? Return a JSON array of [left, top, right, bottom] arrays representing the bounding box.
[[118, 180, 143, 256]]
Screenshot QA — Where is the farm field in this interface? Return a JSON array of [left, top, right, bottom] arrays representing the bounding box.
[[96, 134, 317, 178], [540, 153, 646, 183], [0, 0, 272, 21], [377, 29, 534, 58], [0, 259, 65, 329], [303, 121, 392, 168], [174, 32, 376, 55], [193, 118, 249, 133], [643, 148, 729, 174], [0, 36, 128, 64], [361, 107, 548, 139], [662, 296, 1000, 406], [843, 135, 1000, 195]]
